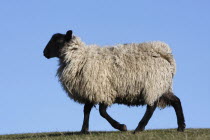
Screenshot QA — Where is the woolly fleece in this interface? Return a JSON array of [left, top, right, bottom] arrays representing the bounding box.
[[57, 36, 176, 107]]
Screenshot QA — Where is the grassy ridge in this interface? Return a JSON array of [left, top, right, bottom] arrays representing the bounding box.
[[1, 129, 210, 140]]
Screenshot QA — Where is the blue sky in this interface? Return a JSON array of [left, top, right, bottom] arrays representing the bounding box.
[[0, 0, 210, 134]]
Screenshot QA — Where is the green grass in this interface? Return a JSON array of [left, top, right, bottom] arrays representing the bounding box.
[[1, 129, 210, 140]]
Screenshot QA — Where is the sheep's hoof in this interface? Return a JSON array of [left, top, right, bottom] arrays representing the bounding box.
[[119, 124, 127, 131], [133, 127, 144, 134], [177, 125, 186, 132], [133, 131, 138, 134], [177, 127, 185, 132], [80, 130, 90, 134]]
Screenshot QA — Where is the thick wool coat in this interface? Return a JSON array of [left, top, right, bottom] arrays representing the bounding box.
[[57, 36, 176, 107]]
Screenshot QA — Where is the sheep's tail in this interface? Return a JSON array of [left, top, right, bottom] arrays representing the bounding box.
[[152, 42, 176, 77], [160, 53, 176, 77]]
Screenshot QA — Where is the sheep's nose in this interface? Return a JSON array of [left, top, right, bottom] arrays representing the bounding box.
[[43, 50, 47, 56], [43, 50, 50, 59]]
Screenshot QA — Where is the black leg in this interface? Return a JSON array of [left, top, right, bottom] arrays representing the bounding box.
[[134, 102, 157, 133], [99, 103, 127, 131], [170, 95, 186, 132], [81, 103, 94, 134]]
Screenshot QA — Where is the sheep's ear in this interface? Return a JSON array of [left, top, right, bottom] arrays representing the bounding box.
[[65, 30, 73, 41]]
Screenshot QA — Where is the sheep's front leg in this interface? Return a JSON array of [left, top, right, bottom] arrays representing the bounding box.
[[99, 103, 127, 131], [134, 103, 157, 133], [81, 103, 94, 134]]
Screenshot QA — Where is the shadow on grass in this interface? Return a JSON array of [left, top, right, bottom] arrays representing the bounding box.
[[2, 131, 121, 140], [1, 129, 210, 140]]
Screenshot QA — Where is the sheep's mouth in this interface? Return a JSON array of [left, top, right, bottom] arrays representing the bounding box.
[[45, 56, 50, 59], [44, 53, 50, 59]]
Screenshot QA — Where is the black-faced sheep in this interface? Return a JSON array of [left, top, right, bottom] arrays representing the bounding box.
[[43, 30, 186, 134]]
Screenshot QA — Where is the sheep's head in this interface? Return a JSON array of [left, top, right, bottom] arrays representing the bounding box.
[[43, 30, 73, 59]]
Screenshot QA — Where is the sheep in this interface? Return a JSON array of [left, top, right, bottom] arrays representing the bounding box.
[[43, 30, 186, 134]]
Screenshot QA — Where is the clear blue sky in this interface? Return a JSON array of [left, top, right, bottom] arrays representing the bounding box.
[[0, 0, 210, 135]]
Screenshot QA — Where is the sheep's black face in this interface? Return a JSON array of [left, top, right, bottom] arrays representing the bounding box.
[[44, 30, 73, 59]]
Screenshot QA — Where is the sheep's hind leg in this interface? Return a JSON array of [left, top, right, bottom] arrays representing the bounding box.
[[134, 102, 157, 134], [81, 103, 94, 134], [99, 103, 127, 131], [170, 95, 186, 132]]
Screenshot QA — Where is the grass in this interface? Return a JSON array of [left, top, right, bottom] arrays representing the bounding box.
[[0, 129, 210, 140]]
